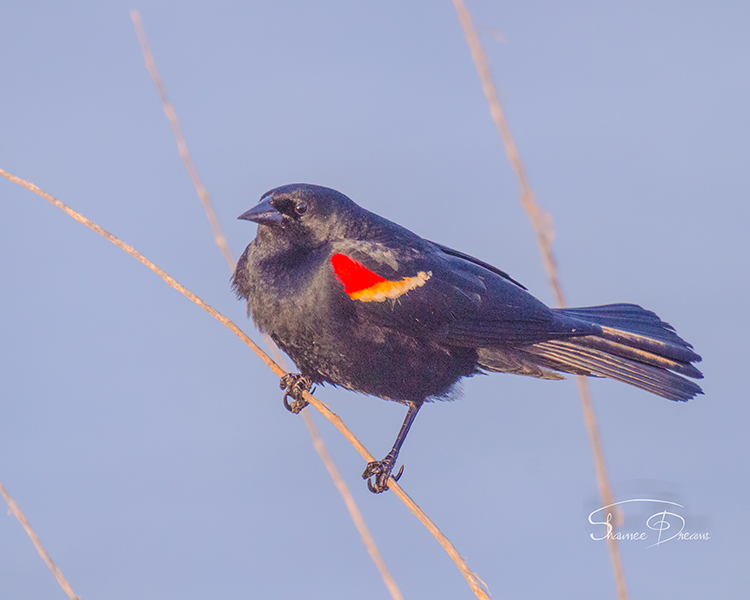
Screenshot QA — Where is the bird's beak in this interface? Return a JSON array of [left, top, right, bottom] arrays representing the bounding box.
[[238, 196, 284, 225]]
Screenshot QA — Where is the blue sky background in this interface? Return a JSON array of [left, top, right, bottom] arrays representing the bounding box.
[[1, 1, 748, 598]]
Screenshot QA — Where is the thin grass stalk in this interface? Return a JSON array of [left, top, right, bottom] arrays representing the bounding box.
[[130, 10, 234, 269], [302, 413, 405, 600], [451, 1, 627, 598], [0, 482, 79, 600], [0, 168, 491, 600]]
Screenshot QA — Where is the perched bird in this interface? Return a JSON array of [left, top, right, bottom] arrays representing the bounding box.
[[233, 184, 703, 493]]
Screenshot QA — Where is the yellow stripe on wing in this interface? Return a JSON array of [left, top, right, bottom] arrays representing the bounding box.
[[349, 271, 432, 302]]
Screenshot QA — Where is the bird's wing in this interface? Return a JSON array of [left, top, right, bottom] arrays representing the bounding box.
[[329, 241, 594, 347], [428, 241, 528, 290]]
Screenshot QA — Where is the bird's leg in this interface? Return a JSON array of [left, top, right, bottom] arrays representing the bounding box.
[[280, 373, 313, 414], [362, 400, 422, 493]]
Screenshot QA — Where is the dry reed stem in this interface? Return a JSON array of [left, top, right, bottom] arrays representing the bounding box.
[[0, 482, 79, 600], [0, 167, 490, 600], [130, 10, 234, 270], [452, 1, 627, 598], [129, 13, 404, 598], [303, 414, 405, 600]]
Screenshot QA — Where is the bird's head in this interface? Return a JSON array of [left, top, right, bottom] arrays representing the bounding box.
[[238, 184, 359, 248]]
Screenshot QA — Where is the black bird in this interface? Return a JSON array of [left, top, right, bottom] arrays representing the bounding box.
[[233, 184, 703, 493]]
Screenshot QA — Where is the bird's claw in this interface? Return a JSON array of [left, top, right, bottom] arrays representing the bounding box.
[[362, 452, 404, 493], [280, 373, 312, 414]]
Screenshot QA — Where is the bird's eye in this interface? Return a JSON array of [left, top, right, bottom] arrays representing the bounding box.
[[295, 202, 308, 216]]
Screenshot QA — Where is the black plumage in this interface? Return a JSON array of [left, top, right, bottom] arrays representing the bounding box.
[[233, 184, 703, 492]]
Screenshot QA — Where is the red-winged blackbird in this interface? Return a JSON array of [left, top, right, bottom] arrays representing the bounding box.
[[233, 184, 703, 493]]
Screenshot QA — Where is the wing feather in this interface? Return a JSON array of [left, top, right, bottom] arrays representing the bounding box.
[[329, 241, 595, 347]]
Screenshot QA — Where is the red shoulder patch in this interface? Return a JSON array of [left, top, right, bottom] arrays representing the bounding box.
[[330, 253, 386, 295], [330, 253, 432, 302]]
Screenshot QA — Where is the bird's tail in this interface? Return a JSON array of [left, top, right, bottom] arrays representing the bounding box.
[[521, 303, 703, 401]]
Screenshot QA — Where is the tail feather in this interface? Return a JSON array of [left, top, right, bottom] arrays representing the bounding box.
[[525, 339, 702, 401], [520, 304, 703, 401], [567, 333, 703, 378], [558, 304, 700, 358]]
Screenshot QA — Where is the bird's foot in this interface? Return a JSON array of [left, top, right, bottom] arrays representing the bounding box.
[[362, 450, 404, 493], [280, 373, 313, 414]]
